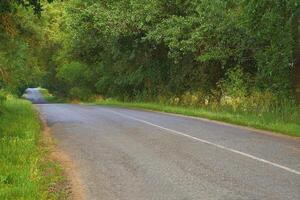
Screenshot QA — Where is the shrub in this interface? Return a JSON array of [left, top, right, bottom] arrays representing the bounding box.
[[69, 87, 92, 101], [221, 66, 249, 98]]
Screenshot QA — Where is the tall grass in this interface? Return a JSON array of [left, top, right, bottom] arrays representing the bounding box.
[[0, 97, 66, 199]]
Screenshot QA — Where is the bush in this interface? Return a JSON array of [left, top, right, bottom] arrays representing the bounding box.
[[221, 66, 250, 98], [69, 87, 92, 101]]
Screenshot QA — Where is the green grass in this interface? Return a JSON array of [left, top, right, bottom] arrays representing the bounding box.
[[93, 99, 300, 137], [0, 97, 67, 199]]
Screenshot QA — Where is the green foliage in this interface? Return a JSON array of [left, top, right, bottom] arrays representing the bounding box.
[[221, 66, 250, 98], [41, 0, 298, 103], [0, 0, 298, 102], [69, 87, 92, 101], [0, 2, 50, 95], [56, 61, 94, 99], [0, 0, 55, 15], [57, 62, 87, 85], [0, 90, 7, 105], [0, 90, 7, 113], [243, 0, 297, 93]]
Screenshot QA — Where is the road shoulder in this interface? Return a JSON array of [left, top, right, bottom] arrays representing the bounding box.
[[40, 114, 86, 200]]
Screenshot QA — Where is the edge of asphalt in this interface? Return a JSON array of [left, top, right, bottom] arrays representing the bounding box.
[[85, 103, 300, 141], [38, 109, 86, 200]]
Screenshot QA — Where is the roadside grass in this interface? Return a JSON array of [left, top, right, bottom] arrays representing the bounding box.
[[92, 99, 300, 137], [0, 97, 67, 199]]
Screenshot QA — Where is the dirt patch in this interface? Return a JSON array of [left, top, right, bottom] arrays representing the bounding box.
[[41, 116, 86, 200]]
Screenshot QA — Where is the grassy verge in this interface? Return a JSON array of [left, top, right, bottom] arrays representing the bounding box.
[[0, 97, 67, 199], [93, 99, 300, 137]]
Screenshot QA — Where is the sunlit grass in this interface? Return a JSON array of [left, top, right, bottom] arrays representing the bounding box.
[[0, 97, 67, 199]]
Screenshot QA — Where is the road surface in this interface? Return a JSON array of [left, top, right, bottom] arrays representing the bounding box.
[[23, 88, 47, 104], [27, 90, 300, 199]]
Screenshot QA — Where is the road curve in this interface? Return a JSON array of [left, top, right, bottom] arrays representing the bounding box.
[[23, 88, 47, 104], [35, 102, 300, 200]]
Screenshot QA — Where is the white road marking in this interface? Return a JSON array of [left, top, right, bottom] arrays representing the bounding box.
[[108, 110, 300, 175]]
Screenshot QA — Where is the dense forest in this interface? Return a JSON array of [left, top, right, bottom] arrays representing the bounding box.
[[1, 0, 300, 111]]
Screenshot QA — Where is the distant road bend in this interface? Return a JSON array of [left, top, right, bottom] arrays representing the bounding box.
[[23, 88, 47, 104], [26, 88, 300, 200]]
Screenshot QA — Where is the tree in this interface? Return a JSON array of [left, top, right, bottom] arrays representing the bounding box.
[[0, 0, 55, 14], [291, 1, 300, 103]]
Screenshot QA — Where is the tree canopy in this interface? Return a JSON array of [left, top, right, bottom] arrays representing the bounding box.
[[1, 0, 300, 104]]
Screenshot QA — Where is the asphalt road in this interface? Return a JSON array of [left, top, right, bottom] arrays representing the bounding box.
[[27, 90, 300, 200]]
